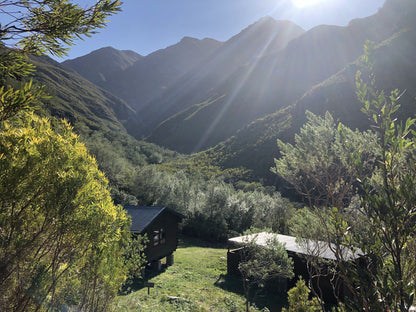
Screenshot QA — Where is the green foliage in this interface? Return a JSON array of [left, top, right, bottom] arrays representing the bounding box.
[[124, 234, 149, 280], [0, 113, 130, 311], [0, 50, 49, 120], [159, 150, 253, 184], [80, 129, 178, 197], [1, 0, 121, 119], [127, 165, 293, 242], [0, 79, 47, 121], [238, 236, 294, 312], [0, 51, 36, 79], [273, 42, 416, 311], [273, 110, 378, 208], [283, 277, 321, 312], [0, 2, 139, 311], [1, 0, 121, 57], [336, 42, 416, 311], [288, 207, 331, 241]]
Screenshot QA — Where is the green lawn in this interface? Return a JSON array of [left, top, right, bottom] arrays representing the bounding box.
[[114, 237, 286, 312]]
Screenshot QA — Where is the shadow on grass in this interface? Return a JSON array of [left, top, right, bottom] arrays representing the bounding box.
[[120, 263, 170, 295], [120, 235, 227, 296], [214, 273, 244, 295], [214, 273, 287, 312]]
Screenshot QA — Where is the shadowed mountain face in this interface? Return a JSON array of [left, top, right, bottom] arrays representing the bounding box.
[[203, 25, 416, 184], [142, 0, 412, 153], [62, 47, 143, 86], [138, 19, 305, 149], [61, 0, 416, 163], [64, 37, 223, 112], [30, 55, 135, 133]]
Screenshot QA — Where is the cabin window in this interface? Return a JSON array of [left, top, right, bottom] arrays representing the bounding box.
[[153, 228, 166, 246]]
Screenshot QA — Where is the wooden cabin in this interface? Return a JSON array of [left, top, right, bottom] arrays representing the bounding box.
[[124, 206, 184, 270], [227, 232, 362, 303]]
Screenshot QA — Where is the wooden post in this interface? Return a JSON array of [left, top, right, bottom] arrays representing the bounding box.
[[151, 260, 162, 271], [166, 253, 174, 266], [144, 282, 154, 295]]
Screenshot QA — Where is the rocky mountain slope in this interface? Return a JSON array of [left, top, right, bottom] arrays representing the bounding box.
[[144, 0, 413, 153], [57, 0, 416, 184], [31, 55, 135, 133], [62, 47, 143, 86], [64, 37, 223, 112]]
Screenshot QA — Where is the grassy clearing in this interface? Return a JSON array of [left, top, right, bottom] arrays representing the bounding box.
[[114, 236, 286, 312]]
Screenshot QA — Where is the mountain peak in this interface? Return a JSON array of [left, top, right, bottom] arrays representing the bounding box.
[[257, 16, 276, 23], [251, 16, 303, 29], [93, 46, 117, 53], [180, 36, 199, 43], [62, 46, 143, 84]]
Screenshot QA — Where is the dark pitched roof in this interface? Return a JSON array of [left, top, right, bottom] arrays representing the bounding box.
[[124, 206, 184, 232]]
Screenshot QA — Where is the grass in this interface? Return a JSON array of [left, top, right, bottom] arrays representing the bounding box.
[[113, 236, 286, 312]]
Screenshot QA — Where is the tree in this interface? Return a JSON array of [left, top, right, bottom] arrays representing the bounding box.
[[237, 233, 294, 312], [124, 234, 149, 280], [0, 113, 130, 311], [273, 42, 416, 311], [336, 42, 416, 311], [273, 111, 378, 209], [273, 111, 378, 307], [0, 1, 137, 311], [1, 0, 121, 56], [283, 277, 321, 312], [1, 0, 121, 119]]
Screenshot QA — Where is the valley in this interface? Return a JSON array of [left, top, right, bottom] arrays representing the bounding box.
[[2, 0, 416, 310]]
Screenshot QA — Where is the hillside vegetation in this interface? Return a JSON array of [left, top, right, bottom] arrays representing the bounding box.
[[3, 0, 416, 310]]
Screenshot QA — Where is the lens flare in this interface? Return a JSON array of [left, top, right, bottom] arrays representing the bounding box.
[[292, 0, 323, 8]]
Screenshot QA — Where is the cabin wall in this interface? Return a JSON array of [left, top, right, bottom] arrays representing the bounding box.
[[227, 248, 244, 275], [227, 248, 346, 303], [143, 211, 180, 262]]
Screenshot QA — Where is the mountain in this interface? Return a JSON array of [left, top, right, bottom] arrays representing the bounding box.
[[143, 0, 412, 153], [191, 21, 416, 186], [56, 0, 416, 187], [62, 18, 304, 143], [63, 37, 223, 112], [138, 18, 305, 147], [30, 54, 135, 132], [24, 54, 180, 200], [62, 47, 143, 86]]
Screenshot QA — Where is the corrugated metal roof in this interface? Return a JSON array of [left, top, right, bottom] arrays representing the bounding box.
[[228, 232, 361, 261], [124, 206, 184, 232]]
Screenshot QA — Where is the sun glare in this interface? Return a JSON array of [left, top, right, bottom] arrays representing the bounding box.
[[292, 0, 324, 8]]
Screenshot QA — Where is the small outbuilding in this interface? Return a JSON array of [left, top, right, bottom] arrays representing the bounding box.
[[124, 206, 184, 270], [227, 232, 362, 303]]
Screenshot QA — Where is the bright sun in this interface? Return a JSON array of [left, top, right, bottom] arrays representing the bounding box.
[[292, 0, 324, 8]]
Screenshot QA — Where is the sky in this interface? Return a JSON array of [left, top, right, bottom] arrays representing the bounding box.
[[62, 0, 386, 61]]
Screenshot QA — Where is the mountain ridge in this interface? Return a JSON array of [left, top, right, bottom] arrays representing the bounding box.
[[63, 36, 224, 113], [143, 0, 410, 153], [195, 25, 416, 185], [31, 54, 135, 132], [55, 0, 416, 185], [62, 47, 143, 86], [139, 18, 306, 148]]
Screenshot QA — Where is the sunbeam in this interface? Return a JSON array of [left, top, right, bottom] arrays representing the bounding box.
[[193, 19, 288, 152], [292, 0, 325, 8]]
